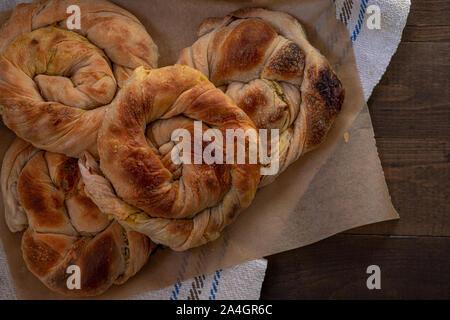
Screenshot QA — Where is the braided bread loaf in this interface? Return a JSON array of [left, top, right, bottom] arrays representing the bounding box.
[[177, 8, 344, 186], [1, 138, 155, 296], [79, 65, 260, 251], [0, 0, 158, 157]]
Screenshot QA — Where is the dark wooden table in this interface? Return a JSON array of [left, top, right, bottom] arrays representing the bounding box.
[[261, 0, 450, 299]]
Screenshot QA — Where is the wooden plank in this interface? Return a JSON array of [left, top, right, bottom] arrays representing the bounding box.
[[349, 164, 450, 235], [403, 25, 450, 42], [261, 235, 450, 299], [262, 0, 450, 300], [368, 42, 450, 139], [407, 0, 450, 26], [355, 41, 450, 236], [376, 138, 450, 167], [358, 40, 450, 236], [344, 138, 450, 236]]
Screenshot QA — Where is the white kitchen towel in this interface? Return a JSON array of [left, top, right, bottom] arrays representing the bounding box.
[[131, 259, 268, 300], [0, 0, 410, 300], [334, 0, 411, 99]]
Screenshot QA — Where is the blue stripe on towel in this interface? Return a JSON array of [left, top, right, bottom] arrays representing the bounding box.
[[208, 269, 222, 300], [350, 0, 369, 42]]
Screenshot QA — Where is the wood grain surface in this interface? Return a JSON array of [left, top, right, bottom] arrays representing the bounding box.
[[261, 0, 450, 299]]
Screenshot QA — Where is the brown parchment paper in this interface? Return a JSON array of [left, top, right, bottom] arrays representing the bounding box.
[[0, 0, 399, 299]]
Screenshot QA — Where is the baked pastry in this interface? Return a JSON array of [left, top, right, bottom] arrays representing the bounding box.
[[0, 0, 158, 157], [177, 8, 344, 186], [79, 65, 260, 251], [1, 138, 155, 296]]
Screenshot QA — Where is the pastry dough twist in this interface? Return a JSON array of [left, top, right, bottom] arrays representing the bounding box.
[[177, 8, 344, 186], [0, 0, 158, 157], [1, 138, 155, 296], [79, 65, 260, 251]]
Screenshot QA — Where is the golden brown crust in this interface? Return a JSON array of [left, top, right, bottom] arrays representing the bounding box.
[[304, 65, 345, 150], [1, 138, 40, 232], [0, 0, 158, 157], [18, 152, 74, 235], [2, 138, 155, 296], [80, 65, 260, 251], [263, 41, 305, 81], [212, 19, 277, 84], [22, 229, 75, 278], [177, 8, 344, 187]]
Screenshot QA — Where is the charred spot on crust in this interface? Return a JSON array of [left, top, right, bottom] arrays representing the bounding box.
[[310, 66, 344, 116], [30, 39, 39, 45], [265, 42, 305, 78], [57, 157, 80, 193], [304, 66, 344, 149]]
